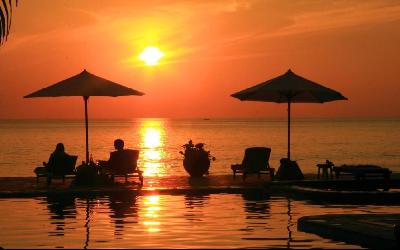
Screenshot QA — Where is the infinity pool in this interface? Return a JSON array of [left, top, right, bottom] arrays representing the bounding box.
[[1, 192, 399, 249]]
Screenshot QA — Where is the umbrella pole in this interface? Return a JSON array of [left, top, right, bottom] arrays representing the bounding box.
[[84, 96, 89, 164], [287, 99, 291, 160]]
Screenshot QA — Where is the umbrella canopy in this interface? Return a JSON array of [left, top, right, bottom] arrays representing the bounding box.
[[231, 69, 347, 160], [24, 69, 144, 97], [24, 69, 144, 163]]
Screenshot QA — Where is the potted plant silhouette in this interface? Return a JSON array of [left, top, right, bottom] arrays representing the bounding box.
[[180, 140, 216, 177]]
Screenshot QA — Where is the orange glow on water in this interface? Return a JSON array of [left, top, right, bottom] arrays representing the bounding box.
[[143, 128, 162, 148], [139, 119, 166, 176], [142, 195, 161, 233], [144, 150, 161, 160]]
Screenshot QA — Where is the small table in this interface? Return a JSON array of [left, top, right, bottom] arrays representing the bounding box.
[[317, 163, 334, 179]]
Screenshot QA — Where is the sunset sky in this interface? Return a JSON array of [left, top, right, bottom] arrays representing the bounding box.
[[0, 0, 399, 119]]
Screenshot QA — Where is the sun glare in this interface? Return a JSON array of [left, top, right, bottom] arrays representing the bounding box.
[[139, 119, 167, 176], [139, 46, 164, 66]]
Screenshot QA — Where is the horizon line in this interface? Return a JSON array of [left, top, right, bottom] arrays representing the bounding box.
[[0, 116, 399, 121]]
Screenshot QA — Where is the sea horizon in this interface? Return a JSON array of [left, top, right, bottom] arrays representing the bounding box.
[[1, 116, 399, 121], [1, 117, 399, 177]]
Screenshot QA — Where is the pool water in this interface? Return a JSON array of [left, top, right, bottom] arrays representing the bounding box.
[[1, 192, 398, 249]]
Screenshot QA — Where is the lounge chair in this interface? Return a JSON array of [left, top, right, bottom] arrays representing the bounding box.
[[231, 147, 275, 181], [332, 164, 392, 181], [34, 155, 78, 184], [106, 149, 144, 185], [332, 164, 392, 191]]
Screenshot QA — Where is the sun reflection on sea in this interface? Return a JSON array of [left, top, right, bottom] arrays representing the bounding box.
[[139, 119, 167, 177], [142, 195, 161, 233]]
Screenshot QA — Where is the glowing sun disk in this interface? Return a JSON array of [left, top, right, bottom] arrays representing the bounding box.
[[139, 46, 164, 66]]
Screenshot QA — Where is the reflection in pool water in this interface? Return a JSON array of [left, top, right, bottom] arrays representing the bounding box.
[[2, 192, 396, 248], [46, 195, 77, 237], [184, 194, 210, 223], [108, 192, 138, 238], [143, 195, 161, 233]]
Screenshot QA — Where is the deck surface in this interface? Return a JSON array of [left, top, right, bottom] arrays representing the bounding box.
[[0, 174, 272, 197], [298, 214, 400, 249]]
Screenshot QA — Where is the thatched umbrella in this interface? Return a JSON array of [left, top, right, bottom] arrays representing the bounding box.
[[231, 69, 347, 161], [24, 69, 144, 164]]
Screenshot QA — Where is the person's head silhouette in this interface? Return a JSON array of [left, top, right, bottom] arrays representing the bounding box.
[[114, 139, 124, 151], [54, 143, 65, 153]]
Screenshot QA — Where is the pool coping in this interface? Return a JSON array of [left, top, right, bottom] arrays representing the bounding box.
[[298, 214, 399, 249], [0, 185, 268, 198], [0, 176, 400, 199], [266, 179, 400, 204]]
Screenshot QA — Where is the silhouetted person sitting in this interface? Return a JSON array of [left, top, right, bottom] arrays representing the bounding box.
[[108, 139, 136, 173], [43, 143, 74, 184], [108, 139, 125, 173], [102, 139, 142, 184]]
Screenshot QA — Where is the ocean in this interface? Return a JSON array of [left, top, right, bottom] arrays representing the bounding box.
[[0, 118, 399, 177]]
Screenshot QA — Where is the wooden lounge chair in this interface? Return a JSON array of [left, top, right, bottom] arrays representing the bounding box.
[[332, 164, 392, 181], [107, 149, 144, 185], [332, 164, 392, 191], [34, 155, 78, 184], [231, 147, 275, 181]]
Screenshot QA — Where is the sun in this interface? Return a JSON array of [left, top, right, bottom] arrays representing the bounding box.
[[139, 46, 164, 66]]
